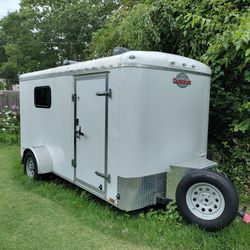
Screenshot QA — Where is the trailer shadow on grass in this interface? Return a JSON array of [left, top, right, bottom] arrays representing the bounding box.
[[12, 159, 185, 223], [32, 172, 167, 218]]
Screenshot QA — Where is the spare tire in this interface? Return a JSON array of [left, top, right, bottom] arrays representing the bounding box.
[[176, 170, 239, 231]]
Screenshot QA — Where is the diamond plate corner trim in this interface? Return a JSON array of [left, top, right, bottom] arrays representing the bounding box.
[[117, 172, 167, 211]]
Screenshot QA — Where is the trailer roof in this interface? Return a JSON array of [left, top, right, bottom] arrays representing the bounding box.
[[20, 51, 211, 81]]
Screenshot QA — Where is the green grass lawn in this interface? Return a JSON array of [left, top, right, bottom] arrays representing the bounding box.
[[0, 144, 249, 250]]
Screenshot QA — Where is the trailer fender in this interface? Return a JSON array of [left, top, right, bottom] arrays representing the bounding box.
[[22, 146, 53, 174], [166, 158, 217, 199]]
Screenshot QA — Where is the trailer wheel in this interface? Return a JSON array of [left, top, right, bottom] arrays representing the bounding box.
[[176, 171, 239, 231], [24, 151, 39, 180]]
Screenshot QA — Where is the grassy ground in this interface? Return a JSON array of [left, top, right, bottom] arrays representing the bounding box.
[[0, 144, 249, 250]]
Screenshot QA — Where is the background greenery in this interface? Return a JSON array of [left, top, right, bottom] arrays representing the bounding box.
[[89, 0, 250, 194], [0, 106, 20, 144], [0, 0, 249, 194]]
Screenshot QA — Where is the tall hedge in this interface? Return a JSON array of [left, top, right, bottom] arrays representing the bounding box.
[[89, 0, 250, 193]]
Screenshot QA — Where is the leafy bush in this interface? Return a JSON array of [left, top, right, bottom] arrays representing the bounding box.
[[0, 81, 6, 90], [89, 0, 250, 193], [0, 105, 20, 144], [141, 201, 183, 226]]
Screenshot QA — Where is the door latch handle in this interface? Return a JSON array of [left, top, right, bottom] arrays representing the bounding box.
[[96, 88, 112, 98], [76, 126, 84, 138]]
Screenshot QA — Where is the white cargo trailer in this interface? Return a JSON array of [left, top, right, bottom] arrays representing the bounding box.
[[20, 51, 238, 231]]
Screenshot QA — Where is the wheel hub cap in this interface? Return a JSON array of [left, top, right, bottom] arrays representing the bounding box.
[[186, 182, 225, 220], [26, 158, 35, 177]]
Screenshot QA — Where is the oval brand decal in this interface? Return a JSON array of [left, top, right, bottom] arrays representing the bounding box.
[[173, 73, 191, 88]]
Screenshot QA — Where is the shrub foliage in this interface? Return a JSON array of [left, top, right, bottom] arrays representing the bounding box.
[[89, 0, 250, 192], [0, 105, 20, 144]]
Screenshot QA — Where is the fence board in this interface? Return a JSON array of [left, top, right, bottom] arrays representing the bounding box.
[[0, 91, 20, 111]]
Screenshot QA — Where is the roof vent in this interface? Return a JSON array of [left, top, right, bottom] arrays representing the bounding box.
[[112, 47, 130, 56], [63, 60, 79, 66]]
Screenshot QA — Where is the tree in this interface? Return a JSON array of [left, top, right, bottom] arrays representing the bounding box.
[[0, 0, 121, 81]]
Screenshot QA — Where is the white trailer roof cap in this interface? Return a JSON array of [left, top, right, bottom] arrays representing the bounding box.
[[20, 51, 211, 80], [121, 51, 211, 75]]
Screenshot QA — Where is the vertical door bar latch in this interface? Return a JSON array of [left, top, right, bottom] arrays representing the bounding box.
[[95, 171, 111, 183], [96, 88, 112, 98]]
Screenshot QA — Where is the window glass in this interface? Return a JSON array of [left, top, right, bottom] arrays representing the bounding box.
[[34, 86, 51, 108]]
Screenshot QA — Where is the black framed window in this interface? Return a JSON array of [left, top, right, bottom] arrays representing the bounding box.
[[34, 86, 51, 108]]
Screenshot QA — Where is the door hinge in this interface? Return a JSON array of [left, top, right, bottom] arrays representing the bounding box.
[[71, 159, 76, 168], [72, 94, 77, 102], [76, 118, 79, 126]]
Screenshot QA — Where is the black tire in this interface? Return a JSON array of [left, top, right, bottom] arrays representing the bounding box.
[[176, 170, 239, 232], [23, 151, 39, 180]]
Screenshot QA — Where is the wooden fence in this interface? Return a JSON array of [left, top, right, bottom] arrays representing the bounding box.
[[0, 91, 20, 111]]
